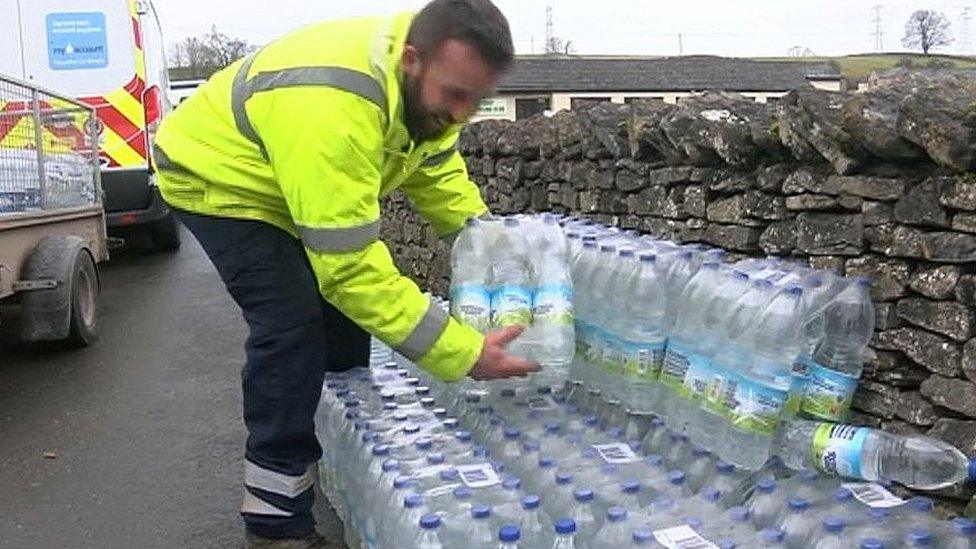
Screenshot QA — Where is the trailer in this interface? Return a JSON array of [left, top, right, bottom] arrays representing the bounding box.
[[0, 74, 108, 346]]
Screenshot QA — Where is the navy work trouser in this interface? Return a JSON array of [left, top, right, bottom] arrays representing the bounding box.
[[174, 208, 370, 539]]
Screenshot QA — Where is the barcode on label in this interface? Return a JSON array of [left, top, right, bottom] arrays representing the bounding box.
[[653, 525, 718, 549], [456, 463, 500, 489], [593, 442, 640, 464], [842, 482, 905, 508]]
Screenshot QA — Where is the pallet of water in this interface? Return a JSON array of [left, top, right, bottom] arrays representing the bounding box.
[[311, 338, 975, 549]]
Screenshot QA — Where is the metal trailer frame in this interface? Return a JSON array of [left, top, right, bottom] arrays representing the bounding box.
[[0, 73, 108, 345]]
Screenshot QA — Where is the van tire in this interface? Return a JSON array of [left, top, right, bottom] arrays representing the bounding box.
[[150, 212, 181, 252]]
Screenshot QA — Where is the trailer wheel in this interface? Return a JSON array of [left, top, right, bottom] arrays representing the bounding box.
[[65, 249, 99, 347]]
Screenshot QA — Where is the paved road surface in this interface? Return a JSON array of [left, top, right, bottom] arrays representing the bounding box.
[[0, 228, 344, 548]]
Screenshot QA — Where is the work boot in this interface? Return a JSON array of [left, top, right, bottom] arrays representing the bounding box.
[[244, 531, 341, 549]]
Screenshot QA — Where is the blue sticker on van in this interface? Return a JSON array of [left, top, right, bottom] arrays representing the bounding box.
[[46, 12, 109, 71]]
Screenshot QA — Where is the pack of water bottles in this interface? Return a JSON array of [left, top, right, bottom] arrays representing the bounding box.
[[314, 336, 974, 548], [449, 214, 575, 372]]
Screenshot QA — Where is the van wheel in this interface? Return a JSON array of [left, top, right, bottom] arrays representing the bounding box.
[[150, 212, 181, 252], [65, 250, 99, 347]]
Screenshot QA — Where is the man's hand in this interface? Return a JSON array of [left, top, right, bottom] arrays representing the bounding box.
[[468, 326, 541, 380]]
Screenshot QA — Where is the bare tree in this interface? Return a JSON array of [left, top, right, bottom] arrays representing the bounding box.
[[205, 25, 258, 67], [787, 46, 816, 57], [168, 26, 258, 77], [902, 10, 954, 55]]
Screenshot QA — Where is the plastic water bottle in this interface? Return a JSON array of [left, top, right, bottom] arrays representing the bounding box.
[[944, 517, 975, 549], [852, 508, 896, 548], [417, 514, 444, 549], [524, 214, 576, 369], [591, 507, 632, 548], [799, 278, 875, 422], [685, 447, 715, 493], [519, 495, 551, 548], [858, 538, 886, 549], [760, 527, 787, 546], [490, 218, 534, 330], [776, 419, 976, 489], [615, 252, 668, 415], [812, 516, 849, 549], [552, 518, 578, 549], [779, 497, 821, 548], [569, 488, 598, 540], [819, 487, 865, 528], [631, 527, 656, 546], [904, 528, 935, 547], [747, 478, 781, 529], [450, 218, 491, 333], [497, 524, 522, 549], [662, 470, 692, 501]]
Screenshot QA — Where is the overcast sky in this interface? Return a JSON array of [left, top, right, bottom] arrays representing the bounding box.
[[155, 0, 976, 58]]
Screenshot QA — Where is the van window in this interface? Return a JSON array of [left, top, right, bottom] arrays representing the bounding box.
[[20, 0, 137, 97]]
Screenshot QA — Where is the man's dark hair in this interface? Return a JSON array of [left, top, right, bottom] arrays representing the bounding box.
[[407, 0, 515, 71]]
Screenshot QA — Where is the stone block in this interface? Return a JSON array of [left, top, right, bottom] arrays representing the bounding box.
[[701, 224, 762, 252], [898, 79, 976, 172], [785, 194, 838, 211], [796, 213, 863, 256], [808, 256, 846, 273], [759, 220, 797, 256], [838, 194, 865, 211], [837, 175, 907, 201], [894, 178, 951, 228], [893, 391, 940, 426], [706, 194, 746, 224], [852, 383, 898, 419], [952, 213, 976, 234], [940, 176, 976, 211], [922, 232, 976, 263], [683, 185, 707, 218], [896, 298, 975, 341], [782, 169, 838, 195], [866, 224, 926, 258], [920, 375, 976, 419], [862, 201, 894, 226], [908, 265, 960, 300], [626, 185, 668, 216], [957, 275, 976, 306], [743, 191, 787, 220], [873, 302, 903, 330], [872, 328, 962, 377], [755, 165, 792, 192], [963, 338, 976, 385], [647, 167, 696, 186], [614, 168, 646, 193], [708, 172, 754, 194], [927, 419, 976, 457]]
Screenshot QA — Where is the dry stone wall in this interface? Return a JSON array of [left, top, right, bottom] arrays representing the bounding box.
[[381, 70, 976, 512]]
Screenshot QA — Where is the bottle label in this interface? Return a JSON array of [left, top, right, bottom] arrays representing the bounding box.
[[841, 482, 905, 508], [660, 343, 693, 390], [702, 367, 737, 419], [575, 320, 591, 357], [585, 327, 607, 365], [681, 352, 716, 403], [620, 339, 666, 380], [727, 375, 788, 436], [652, 525, 717, 549], [456, 463, 501, 489], [450, 283, 490, 332], [601, 334, 624, 374], [491, 285, 533, 328], [800, 362, 859, 422], [532, 283, 574, 326], [593, 442, 641, 464], [811, 422, 868, 479], [785, 355, 814, 417]]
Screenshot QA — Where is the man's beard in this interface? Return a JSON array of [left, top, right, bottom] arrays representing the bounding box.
[[403, 71, 451, 141]]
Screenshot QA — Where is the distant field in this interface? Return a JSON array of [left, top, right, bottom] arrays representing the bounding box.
[[755, 53, 976, 81]]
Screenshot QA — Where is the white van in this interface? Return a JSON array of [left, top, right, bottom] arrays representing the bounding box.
[[1, 0, 179, 250]]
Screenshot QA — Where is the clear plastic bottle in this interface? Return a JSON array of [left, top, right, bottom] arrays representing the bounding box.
[[591, 507, 632, 548], [552, 518, 578, 549], [760, 527, 787, 547], [800, 278, 875, 422], [944, 517, 975, 549], [776, 419, 976, 489], [490, 218, 534, 331], [779, 497, 820, 549], [526, 215, 576, 370], [519, 495, 551, 548], [747, 478, 780, 530], [615, 252, 668, 415], [466, 504, 496, 548], [685, 447, 715, 493], [450, 218, 492, 333], [417, 514, 445, 549], [497, 524, 521, 549], [904, 528, 935, 547], [569, 488, 598, 540], [630, 527, 656, 546]]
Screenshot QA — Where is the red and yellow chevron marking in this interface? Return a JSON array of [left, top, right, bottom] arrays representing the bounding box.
[[0, 0, 151, 169]]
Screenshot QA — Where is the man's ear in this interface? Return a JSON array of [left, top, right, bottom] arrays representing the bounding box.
[[402, 44, 420, 76]]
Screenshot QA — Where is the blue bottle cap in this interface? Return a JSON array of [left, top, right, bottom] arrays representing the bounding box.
[[715, 461, 735, 474], [414, 437, 432, 450], [455, 430, 472, 442], [393, 476, 412, 489], [822, 516, 845, 533], [667, 470, 686, 485], [404, 494, 424, 508], [443, 418, 460, 428], [573, 488, 594, 502], [953, 517, 976, 535], [799, 469, 819, 482], [380, 390, 396, 400], [834, 486, 853, 502], [868, 508, 890, 520], [639, 252, 656, 262], [607, 427, 624, 439], [503, 477, 522, 491], [504, 217, 520, 228], [860, 539, 885, 549], [607, 506, 627, 522], [478, 405, 493, 415], [403, 424, 421, 435], [907, 529, 932, 546], [545, 422, 562, 433], [556, 472, 573, 485], [539, 457, 556, 468], [692, 447, 711, 458], [523, 441, 541, 452], [419, 514, 441, 529], [651, 417, 666, 426], [433, 408, 447, 417], [702, 487, 721, 502], [393, 412, 408, 421], [343, 399, 360, 408], [522, 494, 541, 510], [426, 452, 445, 465], [632, 527, 654, 544], [554, 518, 576, 535], [909, 497, 934, 513], [381, 459, 400, 472], [440, 468, 459, 481], [652, 496, 674, 510], [499, 524, 520, 543], [500, 388, 516, 397], [756, 478, 776, 493], [489, 416, 503, 426], [670, 432, 686, 442], [471, 504, 491, 519], [684, 517, 703, 529], [465, 393, 481, 403], [968, 458, 976, 481], [583, 414, 599, 426], [622, 481, 640, 494], [787, 497, 809, 511], [762, 528, 785, 543], [504, 428, 521, 439], [371, 444, 390, 456], [645, 454, 665, 467], [729, 506, 750, 522], [452, 486, 471, 499], [718, 541, 736, 549], [382, 402, 398, 411], [405, 377, 420, 386]]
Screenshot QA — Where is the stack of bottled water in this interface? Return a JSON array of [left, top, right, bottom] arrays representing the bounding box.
[[314, 335, 975, 548], [450, 214, 575, 379]]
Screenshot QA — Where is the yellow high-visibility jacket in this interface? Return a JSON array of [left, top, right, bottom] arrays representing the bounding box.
[[153, 12, 488, 380]]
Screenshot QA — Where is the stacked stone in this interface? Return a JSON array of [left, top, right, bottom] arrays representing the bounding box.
[[382, 70, 976, 514]]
